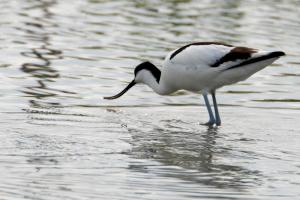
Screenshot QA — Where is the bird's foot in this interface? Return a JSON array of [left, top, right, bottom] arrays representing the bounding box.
[[201, 120, 215, 127], [215, 119, 221, 126], [201, 119, 222, 127]]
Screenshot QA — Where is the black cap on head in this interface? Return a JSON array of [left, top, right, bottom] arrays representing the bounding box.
[[134, 61, 161, 83]]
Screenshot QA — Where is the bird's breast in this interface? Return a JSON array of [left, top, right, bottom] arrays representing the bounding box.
[[161, 62, 219, 92]]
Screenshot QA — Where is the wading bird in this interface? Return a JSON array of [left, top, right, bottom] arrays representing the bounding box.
[[104, 42, 285, 126]]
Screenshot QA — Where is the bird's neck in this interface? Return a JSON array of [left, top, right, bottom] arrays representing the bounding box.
[[140, 70, 172, 95]]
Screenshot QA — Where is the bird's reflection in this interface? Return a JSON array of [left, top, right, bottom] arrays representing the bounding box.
[[127, 121, 261, 189]]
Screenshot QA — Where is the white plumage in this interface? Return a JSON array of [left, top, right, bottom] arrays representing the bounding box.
[[104, 42, 285, 126]]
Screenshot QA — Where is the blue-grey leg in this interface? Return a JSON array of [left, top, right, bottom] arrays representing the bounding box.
[[203, 94, 215, 126], [212, 92, 221, 126]]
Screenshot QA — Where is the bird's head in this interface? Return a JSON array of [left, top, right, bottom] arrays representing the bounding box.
[[104, 61, 161, 100]]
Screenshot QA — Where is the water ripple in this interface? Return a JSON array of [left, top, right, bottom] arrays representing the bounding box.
[[0, 0, 299, 199]]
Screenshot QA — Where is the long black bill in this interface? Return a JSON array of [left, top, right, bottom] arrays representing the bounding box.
[[103, 80, 136, 100]]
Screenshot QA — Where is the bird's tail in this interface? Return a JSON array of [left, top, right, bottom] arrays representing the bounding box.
[[226, 51, 285, 70]]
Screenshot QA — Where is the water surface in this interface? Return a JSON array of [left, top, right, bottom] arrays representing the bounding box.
[[0, 0, 299, 199]]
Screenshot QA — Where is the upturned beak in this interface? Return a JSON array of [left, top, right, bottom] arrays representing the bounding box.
[[103, 80, 136, 100]]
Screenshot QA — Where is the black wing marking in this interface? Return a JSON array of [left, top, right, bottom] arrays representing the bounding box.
[[211, 47, 257, 67], [225, 51, 285, 70], [170, 42, 232, 60]]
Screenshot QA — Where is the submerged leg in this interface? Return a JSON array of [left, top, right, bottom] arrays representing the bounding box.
[[202, 94, 215, 126], [212, 92, 221, 126]]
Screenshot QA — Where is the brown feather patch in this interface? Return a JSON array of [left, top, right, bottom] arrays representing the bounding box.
[[212, 47, 257, 67]]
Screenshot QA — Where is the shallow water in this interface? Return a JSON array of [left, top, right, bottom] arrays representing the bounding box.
[[0, 0, 299, 199]]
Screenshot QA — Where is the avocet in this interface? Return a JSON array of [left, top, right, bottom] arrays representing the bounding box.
[[104, 42, 285, 126]]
